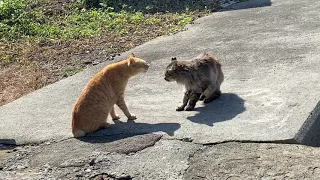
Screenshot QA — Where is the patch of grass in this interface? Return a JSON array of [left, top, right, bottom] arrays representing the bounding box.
[[61, 65, 84, 77], [0, 0, 204, 42], [0, 0, 201, 66], [0, 0, 34, 41]]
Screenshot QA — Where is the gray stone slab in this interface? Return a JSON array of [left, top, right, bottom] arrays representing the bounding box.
[[184, 142, 320, 179], [29, 134, 163, 167], [1, 0, 320, 145], [3, 140, 320, 179], [1, 138, 201, 180]]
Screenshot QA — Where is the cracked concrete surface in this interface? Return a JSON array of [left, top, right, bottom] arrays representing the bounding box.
[[29, 134, 163, 167], [3, 134, 320, 179], [0, 134, 202, 180], [185, 142, 320, 179]]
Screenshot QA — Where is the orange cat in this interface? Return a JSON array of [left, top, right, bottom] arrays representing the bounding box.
[[72, 53, 149, 137]]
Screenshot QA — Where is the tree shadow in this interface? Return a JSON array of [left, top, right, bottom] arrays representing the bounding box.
[[221, 0, 271, 12], [87, 0, 271, 14], [187, 93, 245, 126], [79, 121, 180, 143], [84, 0, 220, 13]]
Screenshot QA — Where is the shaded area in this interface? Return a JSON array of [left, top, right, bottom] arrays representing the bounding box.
[[0, 140, 17, 151], [81, 0, 272, 13], [80, 0, 220, 13], [221, 0, 271, 11], [0, 139, 16, 145], [187, 93, 245, 126], [75, 121, 180, 154], [79, 121, 180, 143], [80, 134, 162, 155], [295, 101, 320, 147]]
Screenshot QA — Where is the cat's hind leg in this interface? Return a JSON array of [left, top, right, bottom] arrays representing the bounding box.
[[214, 89, 221, 97], [214, 80, 222, 98], [203, 85, 220, 103], [110, 106, 120, 120], [200, 86, 215, 103], [185, 92, 201, 111], [199, 87, 211, 101]]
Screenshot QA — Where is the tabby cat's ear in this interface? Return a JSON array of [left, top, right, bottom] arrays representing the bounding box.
[[171, 57, 177, 61], [130, 53, 136, 58]]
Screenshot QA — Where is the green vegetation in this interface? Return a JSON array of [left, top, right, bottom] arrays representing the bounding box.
[[0, 0, 213, 42], [61, 65, 84, 77], [0, 0, 34, 41]]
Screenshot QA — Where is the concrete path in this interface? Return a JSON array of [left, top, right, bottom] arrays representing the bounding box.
[[1, 0, 320, 146]]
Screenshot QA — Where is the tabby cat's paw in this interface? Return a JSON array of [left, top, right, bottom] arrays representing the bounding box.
[[204, 96, 218, 104], [199, 94, 206, 101], [176, 106, 185, 111], [127, 114, 137, 120], [203, 98, 213, 104], [185, 105, 195, 111]]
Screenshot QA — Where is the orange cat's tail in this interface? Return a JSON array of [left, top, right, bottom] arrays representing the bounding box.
[[72, 111, 86, 138], [72, 129, 85, 138]]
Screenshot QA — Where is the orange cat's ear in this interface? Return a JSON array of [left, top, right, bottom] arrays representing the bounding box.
[[128, 53, 136, 66], [128, 57, 136, 66]]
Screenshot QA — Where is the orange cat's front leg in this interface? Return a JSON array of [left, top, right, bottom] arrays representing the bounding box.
[[116, 95, 136, 120], [110, 106, 120, 120]]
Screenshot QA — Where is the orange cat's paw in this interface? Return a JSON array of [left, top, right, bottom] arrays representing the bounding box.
[[112, 115, 120, 121], [127, 114, 137, 120], [101, 122, 111, 129]]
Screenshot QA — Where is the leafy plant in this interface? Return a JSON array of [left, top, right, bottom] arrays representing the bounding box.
[[0, 0, 33, 40]]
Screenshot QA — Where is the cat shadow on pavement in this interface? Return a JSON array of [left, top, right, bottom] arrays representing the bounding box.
[[187, 93, 245, 126], [79, 120, 180, 144]]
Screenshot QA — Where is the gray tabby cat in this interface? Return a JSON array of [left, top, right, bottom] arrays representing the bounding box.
[[164, 53, 224, 111]]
